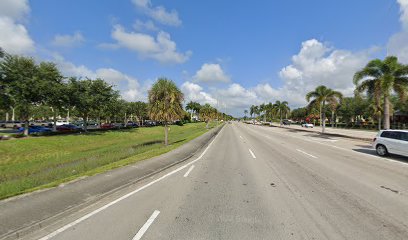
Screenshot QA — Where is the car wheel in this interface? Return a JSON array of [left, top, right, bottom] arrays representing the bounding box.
[[376, 144, 388, 156]]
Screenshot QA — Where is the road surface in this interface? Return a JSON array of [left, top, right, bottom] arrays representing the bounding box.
[[23, 122, 408, 240]]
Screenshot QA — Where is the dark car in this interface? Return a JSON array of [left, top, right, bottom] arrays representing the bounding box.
[[100, 123, 115, 129], [57, 124, 80, 132], [18, 126, 52, 134], [126, 121, 139, 128]]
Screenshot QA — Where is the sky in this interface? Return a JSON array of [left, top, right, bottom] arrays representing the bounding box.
[[1, 0, 408, 116]]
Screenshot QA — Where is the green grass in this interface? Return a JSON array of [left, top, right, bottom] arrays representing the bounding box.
[[0, 122, 218, 199]]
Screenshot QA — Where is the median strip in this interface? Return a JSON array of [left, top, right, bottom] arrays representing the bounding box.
[[132, 210, 160, 240]]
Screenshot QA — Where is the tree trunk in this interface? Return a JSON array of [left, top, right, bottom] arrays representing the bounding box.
[[319, 104, 323, 127], [280, 111, 283, 126], [5, 112, 9, 121], [124, 112, 127, 125], [190, 110, 193, 121], [378, 114, 382, 131], [24, 120, 29, 136], [206, 120, 209, 129], [322, 102, 326, 134], [383, 96, 390, 129], [331, 110, 335, 128], [164, 123, 168, 146], [11, 107, 15, 121], [53, 110, 57, 132], [83, 114, 88, 132], [67, 109, 70, 123]]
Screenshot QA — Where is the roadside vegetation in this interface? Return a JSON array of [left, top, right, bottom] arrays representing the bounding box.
[[244, 56, 408, 132], [0, 122, 218, 199]]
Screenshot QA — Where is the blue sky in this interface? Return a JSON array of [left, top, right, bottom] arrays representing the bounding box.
[[1, 0, 408, 116]]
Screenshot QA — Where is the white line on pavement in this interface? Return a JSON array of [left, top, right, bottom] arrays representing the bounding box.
[[132, 210, 160, 240], [183, 165, 195, 177], [37, 127, 224, 240], [296, 149, 318, 159], [249, 149, 257, 159]]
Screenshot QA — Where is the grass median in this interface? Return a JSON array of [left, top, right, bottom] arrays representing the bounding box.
[[0, 122, 219, 200]]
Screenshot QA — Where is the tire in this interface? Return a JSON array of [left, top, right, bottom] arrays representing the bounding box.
[[376, 144, 388, 156]]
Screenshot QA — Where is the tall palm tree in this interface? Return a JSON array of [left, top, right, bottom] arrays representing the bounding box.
[[244, 109, 248, 119], [186, 101, 195, 121], [148, 78, 184, 146], [306, 85, 342, 133], [354, 56, 408, 129], [250, 105, 256, 119], [259, 103, 266, 122], [200, 103, 216, 128], [273, 100, 290, 126], [327, 96, 340, 128]]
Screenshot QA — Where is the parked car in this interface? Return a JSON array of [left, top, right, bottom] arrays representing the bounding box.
[[56, 120, 69, 126], [126, 121, 139, 128], [372, 130, 408, 157], [100, 123, 115, 129], [282, 119, 293, 125], [18, 126, 52, 134], [31, 120, 52, 127], [301, 122, 314, 128], [57, 124, 80, 132], [4, 121, 24, 129]]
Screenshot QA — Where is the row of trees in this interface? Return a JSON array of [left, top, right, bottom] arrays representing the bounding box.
[[1, 49, 229, 144], [246, 101, 290, 125], [245, 56, 408, 133]]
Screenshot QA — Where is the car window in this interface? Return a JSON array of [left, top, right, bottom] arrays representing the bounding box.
[[400, 132, 408, 141], [381, 131, 401, 140]]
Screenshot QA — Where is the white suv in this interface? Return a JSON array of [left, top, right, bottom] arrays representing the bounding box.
[[372, 130, 408, 157]]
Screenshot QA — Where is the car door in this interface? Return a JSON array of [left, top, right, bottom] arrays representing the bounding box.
[[397, 132, 408, 156]]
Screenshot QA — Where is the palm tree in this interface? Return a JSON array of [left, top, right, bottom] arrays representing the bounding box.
[[250, 105, 256, 119], [306, 85, 342, 133], [327, 96, 340, 128], [354, 56, 408, 129], [273, 101, 290, 126], [148, 78, 184, 146], [200, 103, 216, 128], [244, 109, 248, 119], [186, 101, 195, 121]]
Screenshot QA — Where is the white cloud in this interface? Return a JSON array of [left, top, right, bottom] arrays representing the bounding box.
[[215, 83, 260, 110], [0, 17, 34, 54], [132, 0, 182, 26], [0, 0, 30, 21], [53, 54, 146, 101], [52, 32, 85, 48], [111, 24, 191, 64], [193, 63, 230, 83], [133, 19, 159, 31], [272, 39, 373, 106], [181, 81, 217, 105], [398, 0, 408, 30], [387, 0, 408, 63], [0, 0, 34, 55]]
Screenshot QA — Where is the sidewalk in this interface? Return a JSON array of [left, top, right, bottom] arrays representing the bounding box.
[[270, 123, 377, 141]]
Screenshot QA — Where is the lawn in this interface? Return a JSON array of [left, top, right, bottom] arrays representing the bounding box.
[[0, 122, 218, 199]]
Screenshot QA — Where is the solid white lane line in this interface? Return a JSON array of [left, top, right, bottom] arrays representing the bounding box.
[[249, 149, 257, 159], [38, 127, 224, 240], [183, 165, 195, 177], [132, 210, 160, 240], [296, 149, 318, 159]]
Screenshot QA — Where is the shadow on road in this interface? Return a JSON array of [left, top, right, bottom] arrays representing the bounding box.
[[352, 148, 408, 164]]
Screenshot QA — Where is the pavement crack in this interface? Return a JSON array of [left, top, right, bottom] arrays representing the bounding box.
[[380, 185, 399, 194]]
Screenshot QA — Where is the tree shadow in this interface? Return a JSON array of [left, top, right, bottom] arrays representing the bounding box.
[[352, 148, 408, 164]]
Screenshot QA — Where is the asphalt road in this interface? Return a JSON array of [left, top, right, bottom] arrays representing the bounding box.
[[23, 122, 408, 240]]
